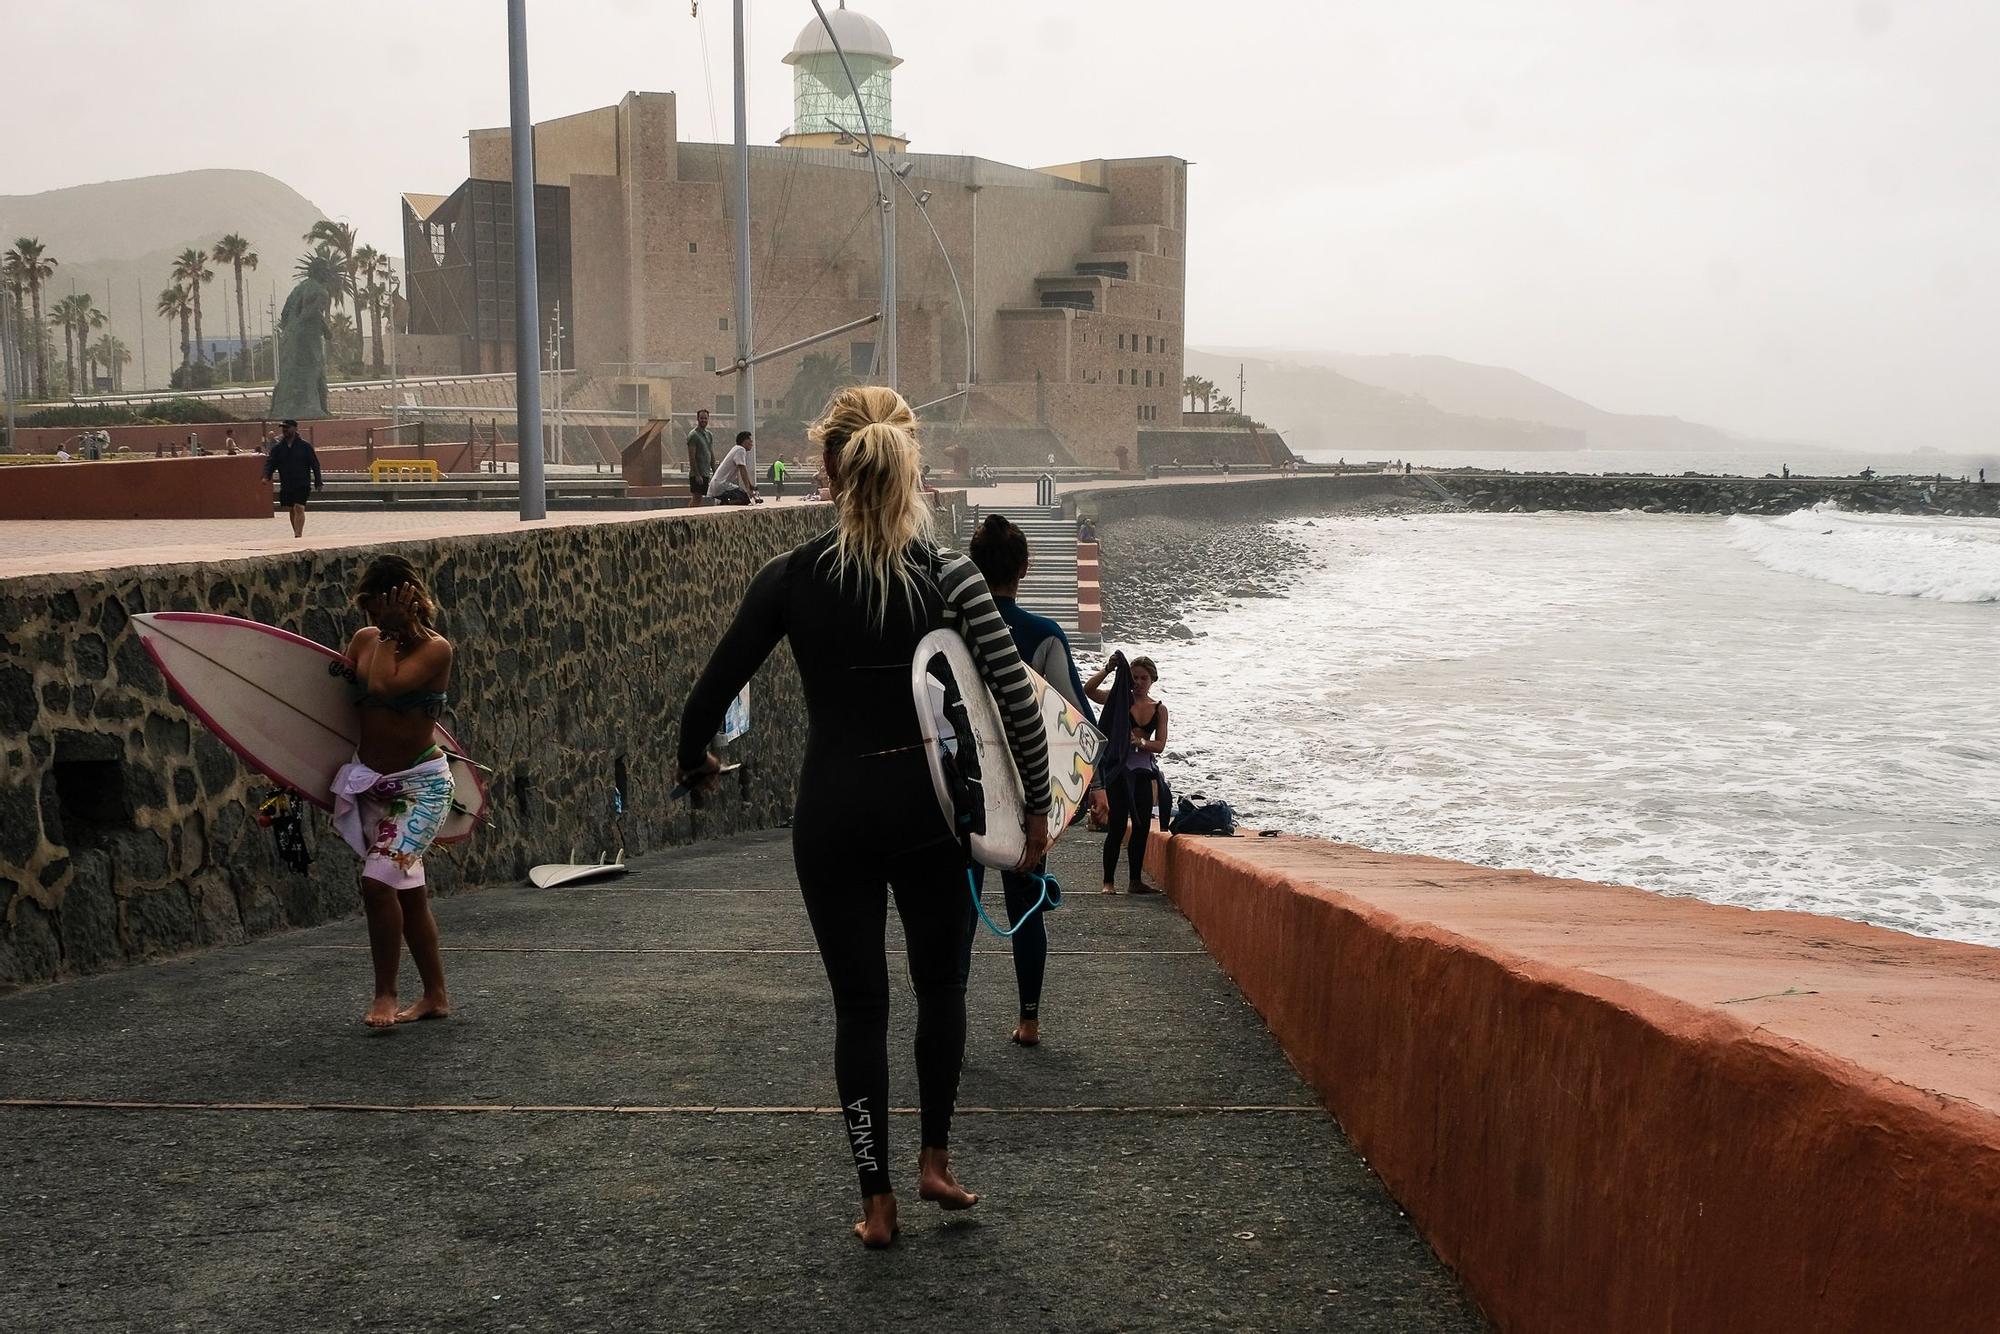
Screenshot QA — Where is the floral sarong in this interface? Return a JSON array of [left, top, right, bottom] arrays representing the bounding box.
[[331, 751, 455, 890]]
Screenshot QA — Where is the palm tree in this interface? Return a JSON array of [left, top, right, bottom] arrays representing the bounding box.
[[304, 221, 359, 346], [65, 294, 106, 391], [157, 284, 193, 372], [48, 294, 104, 395], [0, 253, 26, 399], [5, 238, 57, 396], [1214, 394, 1235, 415], [1182, 374, 1202, 411], [211, 234, 259, 379], [785, 351, 856, 420], [352, 244, 385, 372], [295, 245, 352, 349], [170, 248, 216, 364], [90, 333, 132, 392]]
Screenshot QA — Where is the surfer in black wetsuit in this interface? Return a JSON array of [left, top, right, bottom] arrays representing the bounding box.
[[675, 385, 1052, 1249]]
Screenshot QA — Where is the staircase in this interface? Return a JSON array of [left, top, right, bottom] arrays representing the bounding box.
[[955, 503, 1099, 651]]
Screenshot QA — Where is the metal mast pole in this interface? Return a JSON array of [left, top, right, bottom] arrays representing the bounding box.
[[1, 292, 18, 452], [731, 0, 757, 441], [507, 0, 546, 521]]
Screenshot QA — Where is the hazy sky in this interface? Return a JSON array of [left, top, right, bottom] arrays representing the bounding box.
[[8, 0, 1996, 450]]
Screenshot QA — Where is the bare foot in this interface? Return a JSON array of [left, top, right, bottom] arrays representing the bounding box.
[[917, 1147, 979, 1210], [364, 996, 399, 1028], [853, 1193, 899, 1248], [1010, 1019, 1040, 1047], [395, 994, 451, 1024], [1100, 882, 1117, 895]]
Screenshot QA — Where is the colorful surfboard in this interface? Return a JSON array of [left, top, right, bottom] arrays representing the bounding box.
[[913, 627, 1104, 869]]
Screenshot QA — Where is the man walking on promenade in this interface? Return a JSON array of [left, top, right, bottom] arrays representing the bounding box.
[[686, 408, 715, 502], [263, 419, 323, 538]]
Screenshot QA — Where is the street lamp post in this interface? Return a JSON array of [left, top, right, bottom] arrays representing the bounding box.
[[507, 0, 546, 521]]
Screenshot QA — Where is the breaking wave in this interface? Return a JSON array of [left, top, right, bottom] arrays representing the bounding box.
[[1725, 504, 2000, 602]]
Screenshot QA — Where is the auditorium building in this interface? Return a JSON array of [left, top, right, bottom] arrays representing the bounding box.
[[397, 7, 1282, 470]]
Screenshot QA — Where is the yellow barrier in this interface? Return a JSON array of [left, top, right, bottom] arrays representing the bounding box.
[[369, 459, 442, 482]]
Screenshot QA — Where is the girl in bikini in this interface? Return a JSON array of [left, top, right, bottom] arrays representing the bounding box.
[[336, 554, 455, 1028]]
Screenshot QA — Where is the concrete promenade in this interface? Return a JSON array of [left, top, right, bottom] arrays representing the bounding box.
[[0, 832, 1483, 1331]]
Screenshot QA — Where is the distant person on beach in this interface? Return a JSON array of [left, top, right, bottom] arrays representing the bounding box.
[[675, 385, 1050, 1248], [224, 428, 239, 455], [1086, 651, 1169, 895], [706, 431, 757, 505], [262, 419, 323, 538], [686, 408, 716, 500], [966, 513, 1094, 1048], [336, 555, 456, 1029], [55, 445, 72, 462], [769, 455, 787, 498]]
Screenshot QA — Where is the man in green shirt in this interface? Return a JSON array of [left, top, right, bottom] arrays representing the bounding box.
[[769, 455, 787, 499], [686, 408, 715, 500]]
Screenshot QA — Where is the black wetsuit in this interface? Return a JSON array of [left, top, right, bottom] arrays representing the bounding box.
[[678, 529, 1049, 1197], [1103, 703, 1165, 889]]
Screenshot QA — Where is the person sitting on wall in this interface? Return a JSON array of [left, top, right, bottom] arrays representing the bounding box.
[[706, 430, 759, 506]]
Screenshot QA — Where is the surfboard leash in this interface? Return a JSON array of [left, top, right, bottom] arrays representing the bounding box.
[[965, 865, 1062, 939]]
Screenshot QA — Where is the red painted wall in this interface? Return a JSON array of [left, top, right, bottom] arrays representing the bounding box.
[[1148, 832, 2000, 1334], [0, 454, 272, 519]]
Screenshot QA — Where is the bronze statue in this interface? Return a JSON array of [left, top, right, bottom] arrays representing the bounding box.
[[271, 248, 337, 420]]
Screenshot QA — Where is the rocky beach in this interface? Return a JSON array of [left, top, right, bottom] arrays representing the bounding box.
[[1095, 491, 1450, 640]]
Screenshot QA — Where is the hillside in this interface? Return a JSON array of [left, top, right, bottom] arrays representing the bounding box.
[[1190, 347, 1766, 455], [1183, 349, 1584, 458], [0, 171, 329, 394]]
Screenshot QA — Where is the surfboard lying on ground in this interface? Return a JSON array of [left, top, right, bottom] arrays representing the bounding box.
[[133, 611, 489, 844], [913, 628, 1105, 869], [529, 850, 629, 889]]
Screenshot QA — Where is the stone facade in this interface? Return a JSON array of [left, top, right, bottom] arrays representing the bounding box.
[[0, 506, 832, 989], [406, 91, 1188, 470]]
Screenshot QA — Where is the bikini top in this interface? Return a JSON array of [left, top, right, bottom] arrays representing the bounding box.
[[330, 660, 448, 719]]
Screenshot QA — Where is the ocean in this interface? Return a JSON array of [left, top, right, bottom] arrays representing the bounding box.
[[1130, 506, 2000, 946]]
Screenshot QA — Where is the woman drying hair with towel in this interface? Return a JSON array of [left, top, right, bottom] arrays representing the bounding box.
[[337, 554, 456, 1028]]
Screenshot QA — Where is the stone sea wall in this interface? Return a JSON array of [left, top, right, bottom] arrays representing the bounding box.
[[0, 507, 830, 990]]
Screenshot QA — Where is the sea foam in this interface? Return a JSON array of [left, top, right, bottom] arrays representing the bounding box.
[[1725, 503, 2000, 602]]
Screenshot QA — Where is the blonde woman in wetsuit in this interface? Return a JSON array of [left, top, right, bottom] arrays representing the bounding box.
[[675, 386, 1052, 1249], [336, 554, 455, 1029]]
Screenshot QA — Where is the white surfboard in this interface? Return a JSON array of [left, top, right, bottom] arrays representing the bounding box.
[[133, 612, 489, 844], [912, 628, 1105, 869], [529, 850, 629, 889]]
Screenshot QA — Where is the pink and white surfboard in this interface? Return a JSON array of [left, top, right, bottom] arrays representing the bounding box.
[[133, 611, 488, 844]]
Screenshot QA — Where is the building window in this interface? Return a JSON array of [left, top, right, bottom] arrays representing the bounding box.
[[850, 341, 875, 376], [1137, 405, 1144, 422], [704, 355, 717, 372], [1145, 370, 1153, 387], [1146, 336, 1154, 353], [689, 241, 699, 253], [719, 317, 729, 331], [1117, 334, 1125, 351], [1116, 370, 1124, 385], [716, 394, 735, 415]]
